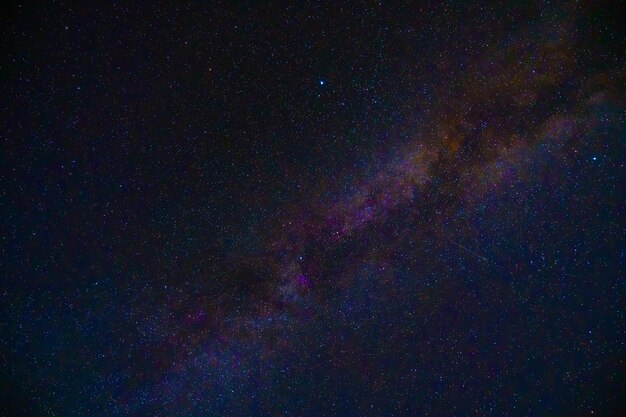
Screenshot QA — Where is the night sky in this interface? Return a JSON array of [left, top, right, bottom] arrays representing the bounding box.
[[2, 1, 625, 416]]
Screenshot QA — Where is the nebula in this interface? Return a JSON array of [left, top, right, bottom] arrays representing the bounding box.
[[2, 1, 624, 416]]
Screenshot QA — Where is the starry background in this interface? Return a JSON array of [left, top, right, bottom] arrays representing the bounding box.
[[1, 1, 625, 416]]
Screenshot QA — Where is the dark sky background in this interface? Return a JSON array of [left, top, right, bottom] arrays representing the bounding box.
[[2, 1, 625, 416]]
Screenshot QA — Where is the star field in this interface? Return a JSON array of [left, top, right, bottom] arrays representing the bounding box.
[[1, 1, 625, 416]]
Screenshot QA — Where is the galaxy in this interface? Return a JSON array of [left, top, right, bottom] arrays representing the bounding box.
[[2, 1, 625, 416]]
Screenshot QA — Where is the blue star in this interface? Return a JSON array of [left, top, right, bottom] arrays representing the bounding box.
[[319, 80, 325, 86]]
